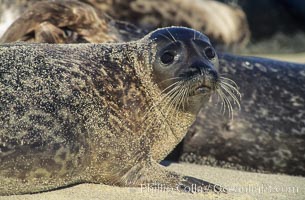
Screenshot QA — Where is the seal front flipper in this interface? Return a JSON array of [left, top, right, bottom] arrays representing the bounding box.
[[116, 161, 225, 193]]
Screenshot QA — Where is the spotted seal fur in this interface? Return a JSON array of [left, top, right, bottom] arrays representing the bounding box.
[[0, 27, 240, 195]]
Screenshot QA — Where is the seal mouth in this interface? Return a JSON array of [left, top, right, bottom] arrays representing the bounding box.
[[178, 67, 218, 97], [194, 84, 211, 95], [186, 75, 216, 96]]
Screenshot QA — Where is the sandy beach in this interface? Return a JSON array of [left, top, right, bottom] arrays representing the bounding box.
[[0, 162, 304, 200]]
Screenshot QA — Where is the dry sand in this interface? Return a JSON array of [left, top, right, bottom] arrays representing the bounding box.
[[244, 52, 305, 64], [0, 163, 304, 200]]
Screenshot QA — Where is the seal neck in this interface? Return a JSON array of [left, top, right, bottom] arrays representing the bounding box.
[[128, 39, 195, 161]]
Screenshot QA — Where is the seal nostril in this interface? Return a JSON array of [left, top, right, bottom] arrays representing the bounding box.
[[189, 62, 217, 77], [190, 65, 202, 74], [210, 69, 219, 81], [188, 63, 219, 81]]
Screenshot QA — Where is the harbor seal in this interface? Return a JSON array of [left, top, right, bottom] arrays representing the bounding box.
[[0, 27, 238, 195]]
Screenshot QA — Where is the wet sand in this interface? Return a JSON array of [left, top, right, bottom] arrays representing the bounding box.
[[0, 163, 304, 200]]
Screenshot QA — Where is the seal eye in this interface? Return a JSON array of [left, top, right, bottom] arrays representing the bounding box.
[[204, 47, 216, 60], [160, 52, 175, 64]]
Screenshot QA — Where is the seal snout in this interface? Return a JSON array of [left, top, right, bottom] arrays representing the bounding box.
[[190, 61, 219, 80], [179, 60, 219, 83], [178, 60, 220, 96]]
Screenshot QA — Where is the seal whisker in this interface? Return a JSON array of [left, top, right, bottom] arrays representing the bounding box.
[[226, 96, 234, 120], [184, 84, 192, 108], [166, 28, 177, 42], [143, 84, 181, 122], [167, 90, 181, 116], [216, 82, 238, 120], [216, 89, 227, 115], [165, 81, 190, 116], [174, 89, 186, 115], [220, 85, 241, 109], [214, 89, 222, 106], [220, 81, 241, 98], [143, 83, 181, 121], [176, 86, 188, 113], [219, 83, 241, 110], [220, 80, 241, 93], [163, 93, 178, 116], [219, 90, 231, 118], [219, 76, 239, 88], [160, 84, 183, 115], [198, 33, 208, 41], [161, 80, 183, 94], [144, 80, 182, 118], [161, 89, 182, 114], [159, 77, 182, 85], [217, 87, 235, 119], [159, 33, 176, 44], [173, 82, 187, 108], [169, 88, 182, 113], [162, 83, 182, 103], [166, 86, 184, 115], [181, 84, 191, 111], [160, 80, 183, 94], [222, 89, 234, 120]]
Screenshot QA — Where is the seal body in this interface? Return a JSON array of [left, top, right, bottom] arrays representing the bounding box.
[[182, 54, 305, 175], [0, 27, 226, 195]]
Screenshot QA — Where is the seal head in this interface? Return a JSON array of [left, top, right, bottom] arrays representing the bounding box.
[[149, 27, 219, 114]]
